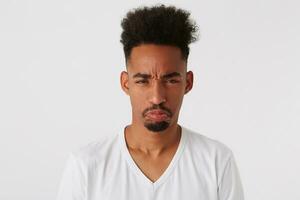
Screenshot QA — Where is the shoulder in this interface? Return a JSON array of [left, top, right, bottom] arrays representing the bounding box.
[[57, 133, 121, 199], [183, 126, 234, 163], [182, 126, 238, 185], [69, 132, 120, 168]]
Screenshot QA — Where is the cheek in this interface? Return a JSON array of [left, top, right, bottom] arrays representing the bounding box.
[[167, 90, 185, 109], [169, 94, 184, 109], [167, 86, 185, 99], [129, 89, 146, 110]]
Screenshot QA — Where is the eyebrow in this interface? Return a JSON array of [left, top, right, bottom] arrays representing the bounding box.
[[132, 72, 182, 79]]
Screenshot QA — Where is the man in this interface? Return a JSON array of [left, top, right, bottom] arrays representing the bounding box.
[[57, 4, 244, 200]]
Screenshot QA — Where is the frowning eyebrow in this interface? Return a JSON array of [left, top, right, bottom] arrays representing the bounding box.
[[133, 73, 151, 79], [132, 72, 182, 79], [162, 72, 182, 79]]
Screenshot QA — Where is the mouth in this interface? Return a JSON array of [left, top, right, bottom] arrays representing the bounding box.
[[145, 109, 170, 121]]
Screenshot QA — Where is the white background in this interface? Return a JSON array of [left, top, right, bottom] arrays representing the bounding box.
[[0, 0, 299, 199]]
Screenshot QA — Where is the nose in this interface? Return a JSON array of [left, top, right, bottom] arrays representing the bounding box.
[[148, 80, 166, 105]]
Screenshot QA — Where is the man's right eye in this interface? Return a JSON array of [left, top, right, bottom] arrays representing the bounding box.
[[135, 80, 148, 84]]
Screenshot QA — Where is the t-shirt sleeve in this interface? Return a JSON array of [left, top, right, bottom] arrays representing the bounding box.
[[217, 152, 244, 200], [56, 153, 87, 200]]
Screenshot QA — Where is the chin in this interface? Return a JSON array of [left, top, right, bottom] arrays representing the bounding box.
[[144, 121, 170, 132]]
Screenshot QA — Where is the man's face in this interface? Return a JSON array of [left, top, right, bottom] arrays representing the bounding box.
[[120, 44, 193, 133]]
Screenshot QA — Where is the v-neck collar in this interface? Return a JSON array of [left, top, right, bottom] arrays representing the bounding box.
[[118, 125, 188, 190]]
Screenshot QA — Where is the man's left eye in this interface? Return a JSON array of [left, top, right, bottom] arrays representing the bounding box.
[[167, 80, 179, 83]]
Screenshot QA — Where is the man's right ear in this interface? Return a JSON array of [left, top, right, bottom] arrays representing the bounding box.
[[120, 71, 129, 95]]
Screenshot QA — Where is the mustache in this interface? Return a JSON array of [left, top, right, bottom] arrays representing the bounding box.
[[142, 104, 172, 117]]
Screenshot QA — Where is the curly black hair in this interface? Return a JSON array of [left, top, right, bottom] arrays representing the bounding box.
[[120, 4, 199, 64]]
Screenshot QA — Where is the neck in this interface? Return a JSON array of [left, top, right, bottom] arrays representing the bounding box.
[[124, 123, 181, 157]]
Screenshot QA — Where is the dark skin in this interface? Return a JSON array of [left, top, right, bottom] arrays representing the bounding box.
[[120, 44, 194, 182]]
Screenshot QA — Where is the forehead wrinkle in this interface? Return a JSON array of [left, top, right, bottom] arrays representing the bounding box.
[[129, 51, 185, 80]]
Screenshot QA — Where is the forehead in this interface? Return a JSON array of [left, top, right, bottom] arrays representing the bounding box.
[[127, 44, 186, 75]]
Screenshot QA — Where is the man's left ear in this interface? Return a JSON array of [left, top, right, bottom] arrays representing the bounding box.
[[184, 71, 194, 94]]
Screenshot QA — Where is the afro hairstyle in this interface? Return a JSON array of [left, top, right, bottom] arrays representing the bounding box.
[[120, 4, 199, 64]]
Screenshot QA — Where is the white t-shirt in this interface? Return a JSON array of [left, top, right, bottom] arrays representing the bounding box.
[[56, 126, 244, 200]]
